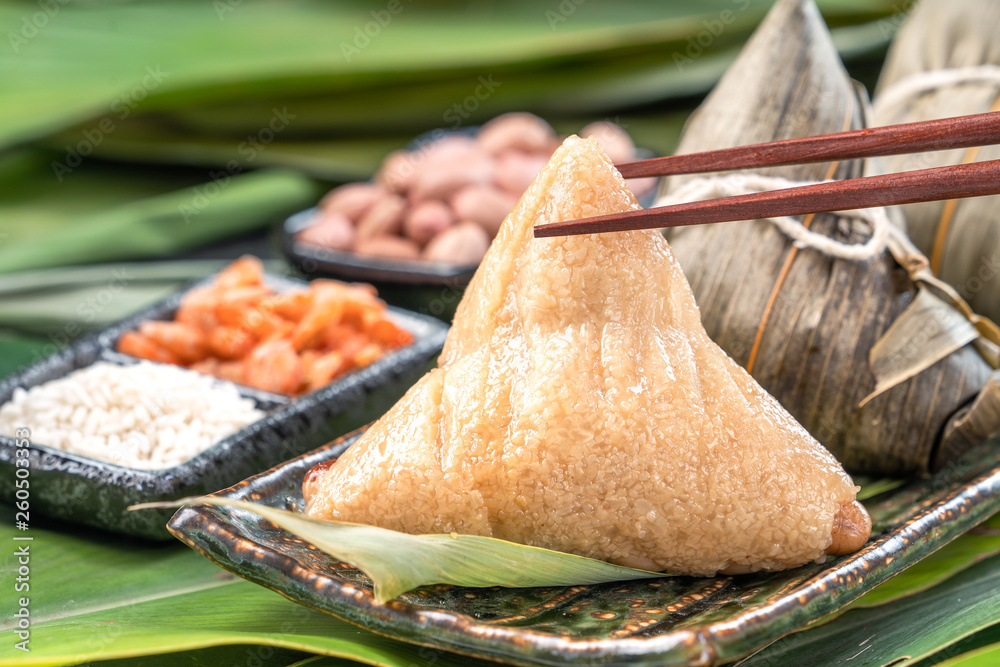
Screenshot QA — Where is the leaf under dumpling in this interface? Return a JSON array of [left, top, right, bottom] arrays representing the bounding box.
[[134, 497, 664, 603]]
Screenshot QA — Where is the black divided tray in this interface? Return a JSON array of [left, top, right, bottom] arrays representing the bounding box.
[[0, 273, 448, 540]]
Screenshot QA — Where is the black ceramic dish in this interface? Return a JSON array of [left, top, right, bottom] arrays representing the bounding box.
[[0, 273, 448, 540], [284, 208, 480, 287], [169, 430, 1000, 666]]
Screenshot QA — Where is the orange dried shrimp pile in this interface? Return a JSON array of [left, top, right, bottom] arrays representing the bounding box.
[[117, 256, 413, 395]]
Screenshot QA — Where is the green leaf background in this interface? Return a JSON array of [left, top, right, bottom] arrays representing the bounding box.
[[5, 0, 1000, 665], [0, 0, 895, 280]]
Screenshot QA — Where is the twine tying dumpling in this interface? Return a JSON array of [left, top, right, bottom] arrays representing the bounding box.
[[656, 174, 893, 261], [873, 64, 1000, 275], [655, 170, 1000, 387], [873, 64, 1000, 115], [654, 171, 999, 383], [654, 66, 1000, 263]]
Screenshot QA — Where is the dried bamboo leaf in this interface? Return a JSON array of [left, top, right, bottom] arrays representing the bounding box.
[[862, 288, 979, 406], [884, 227, 1000, 369], [938, 372, 1000, 470], [656, 0, 995, 475], [873, 0, 1000, 322]]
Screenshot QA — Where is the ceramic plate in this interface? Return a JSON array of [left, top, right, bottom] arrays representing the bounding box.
[[0, 273, 449, 540], [168, 430, 1000, 666], [283, 207, 479, 286]]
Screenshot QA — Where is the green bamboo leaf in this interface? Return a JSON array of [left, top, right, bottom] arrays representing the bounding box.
[[0, 260, 291, 334], [0, 0, 900, 152], [763, 514, 1000, 640], [136, 497, 664, 604], [45, 106, 695, 181], [854, 475, 906, 500], [26, 20, 892, 167], [5, 498, 1000, 666], [286, 658, 358, 667], [0, 154, 319, 275], [933, 642, 1000, 667], [0, 1, 762, 149], [0, 506, 485, 667], [0, 333, 50, 381], [843, 513, 1000, 612], [0, 283, 180, 334], [737, 552, 1000, 667], [0, 260, 228, 297], [907, 623, 1000, 667], [43, 125, 405, 182], [81, 646, 312, 667]]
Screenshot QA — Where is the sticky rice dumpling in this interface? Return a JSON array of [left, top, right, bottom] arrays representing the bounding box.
[[304, 136, 869, 576]]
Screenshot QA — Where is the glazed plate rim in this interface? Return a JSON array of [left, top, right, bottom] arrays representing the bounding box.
[[167, 431, 1000, 666]]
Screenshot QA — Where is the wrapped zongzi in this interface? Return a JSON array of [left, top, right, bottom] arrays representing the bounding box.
[[655, 0, 997, 475], [874, 0, 1000, 322]]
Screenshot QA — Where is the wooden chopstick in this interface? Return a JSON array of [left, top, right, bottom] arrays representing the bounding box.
[[533, 159, 1000, 238], [616, 111, 1000, 179]]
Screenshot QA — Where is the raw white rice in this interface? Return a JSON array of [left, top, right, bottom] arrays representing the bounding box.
[[0, 361, 265, 469]]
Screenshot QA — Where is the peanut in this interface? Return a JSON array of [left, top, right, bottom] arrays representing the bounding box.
[[297, 211, 356, 250], [478, 112, 558, 156], [422, 222, 490, 265], [451, 184, 516, 237], [410, 150, 494, 203], [405, 200, 455, 245], [319, 182, 385, 222], [356, 194, 406, 242], [581, 121, 637, 165], [422, 134, 479, 164], [493, 151, 549, 196], [377, 150, 417, 194], [355, 235, 422, 260]]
